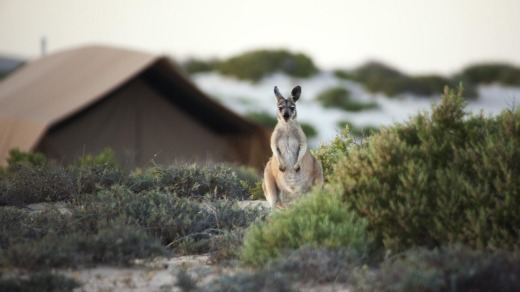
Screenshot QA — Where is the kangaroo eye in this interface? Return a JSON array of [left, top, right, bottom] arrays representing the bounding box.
[[290, 106, 295, 110], [278, 107, 283, 111]]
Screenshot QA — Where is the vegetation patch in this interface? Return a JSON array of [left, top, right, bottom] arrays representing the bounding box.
[[352, 245, 520, 292], [125, 163, 251, 200], [182, 49, 318, 82], [0, 272, 81, 292], [312, 126, 355, 180], [336, 120, 380, 137], [336, 85, 520, 252], [459, 63, 520, 86], [206, 270, 294, 292], [0, 159, 265, 273], [316, 87, 378, 112], [240, 189, 371, 266], [352, 61, 477, 98]]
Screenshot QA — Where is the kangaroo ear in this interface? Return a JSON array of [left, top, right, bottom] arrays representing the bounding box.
[[291, 86, 301, 102], [274, 86, 285, 102]]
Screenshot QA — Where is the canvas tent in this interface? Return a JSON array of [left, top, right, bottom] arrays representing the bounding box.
[[0, 45, 271, 169]]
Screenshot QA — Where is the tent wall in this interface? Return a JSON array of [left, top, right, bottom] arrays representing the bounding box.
[[36, 77, 229, 168]]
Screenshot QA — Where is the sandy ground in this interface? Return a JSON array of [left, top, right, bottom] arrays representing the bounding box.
[[63, 254, 350, 291], [65, 255, 230, 292]]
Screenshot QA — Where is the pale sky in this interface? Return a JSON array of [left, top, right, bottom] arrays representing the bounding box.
[[1, 0, 519, 75]]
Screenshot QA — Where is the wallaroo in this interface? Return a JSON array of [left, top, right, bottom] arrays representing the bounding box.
[[263, 85, 324, 209]]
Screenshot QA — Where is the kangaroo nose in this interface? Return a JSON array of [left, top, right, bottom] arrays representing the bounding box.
[[283, 113, 290, 119]]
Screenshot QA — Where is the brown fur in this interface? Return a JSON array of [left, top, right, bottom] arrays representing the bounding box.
[[263, 86, 324, 209]]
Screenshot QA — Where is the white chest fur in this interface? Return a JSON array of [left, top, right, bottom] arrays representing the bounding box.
[[277, 133, 299, 166]]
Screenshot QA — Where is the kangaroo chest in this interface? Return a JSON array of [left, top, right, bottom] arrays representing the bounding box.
[[276, 129, 300, 165]]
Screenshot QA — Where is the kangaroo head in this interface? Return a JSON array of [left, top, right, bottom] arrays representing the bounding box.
[[274, 85, 301, 122]]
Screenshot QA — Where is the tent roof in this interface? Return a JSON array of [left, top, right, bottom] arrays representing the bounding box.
[[0, 45, 265, 165]]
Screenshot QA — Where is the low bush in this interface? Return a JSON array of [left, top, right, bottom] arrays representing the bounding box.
[[214, 49, 319, 82], [0, 148, 123, 206], [81, 188, 263, 254], [336, 85, 520, 252], [0, 159, 266, 270], [333, 69, 355, 80], [5, 148, 47, 168], [353, 245, 520, 292], [316, 87, 378, 112], [209, 246, 363, 290], [205, 270, 294, 292], [459, 63, 520, 86], [0, 272, 81, 292], [5, 222, 167, 269], [353, 61, 477, 98], [0, 164, 75, 206], [353, 61, 406, 96], [336, 120, 380, 138], [227, 164, 261, 189], [125, 164, 250, 200], [0, 206, 168, 270], [0, 163, 121, 206], [240, 189, 371, 266], [73, 147, 120, 169], [1, 187, 265, 269], [269, 246, 362, 284], [312, 126, 355, 180]]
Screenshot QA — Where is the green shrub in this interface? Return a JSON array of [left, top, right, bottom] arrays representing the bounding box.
[[6, 148, 46, 168], [312, 126, 355, 180], [353, 245, 520, 292], [409, 75, 459, 96], [337, 85, 520, 252], [333, 69, 355, 80], [316, 87, 378, 112], [459, 63, 520, 86], [240, 189, 371, 266], [74, 147, 120, 169], [337, 120, 380, 137], [353, 61, 406, 96], [353, 61, 477, 98], [215, 49, 318, 82], [248, 180, 265, 200]]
